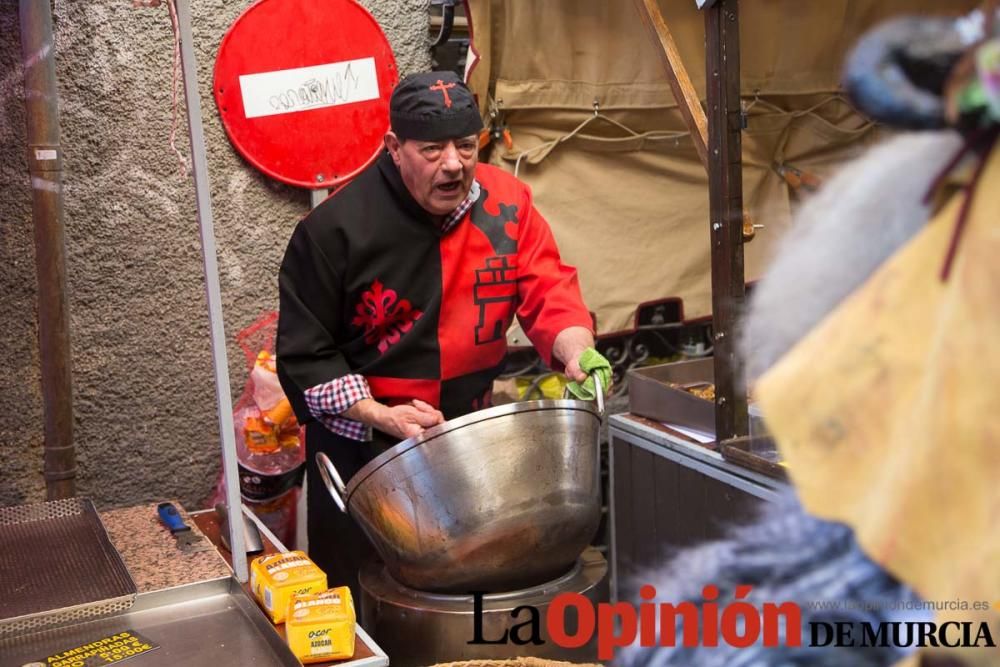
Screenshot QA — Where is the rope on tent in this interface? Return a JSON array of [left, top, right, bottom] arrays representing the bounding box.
[[512, 110, 687, 177], [508, 93, 874, 177]]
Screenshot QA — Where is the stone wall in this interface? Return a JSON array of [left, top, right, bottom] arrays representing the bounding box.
[[0, 0, 430, 509]]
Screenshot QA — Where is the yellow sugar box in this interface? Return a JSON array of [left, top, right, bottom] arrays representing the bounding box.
[[249, 550, 327, 623], [285, 587, 357, 663]]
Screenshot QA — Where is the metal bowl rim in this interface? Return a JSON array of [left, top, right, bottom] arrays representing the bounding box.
[[344, 398, 600, 502]]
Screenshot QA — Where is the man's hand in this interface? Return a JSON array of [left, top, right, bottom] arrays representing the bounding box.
[[344, 397, 445, 441], [552, 326, 595, 382], [376, 402, 445, 440]]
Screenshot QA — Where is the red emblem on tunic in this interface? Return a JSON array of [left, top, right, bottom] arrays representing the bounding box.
[[352, 280, 423, 354]]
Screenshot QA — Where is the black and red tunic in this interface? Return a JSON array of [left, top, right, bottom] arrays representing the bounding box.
[[277, 151, 592, 426]]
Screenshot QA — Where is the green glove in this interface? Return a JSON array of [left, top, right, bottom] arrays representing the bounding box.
[[566, 348, 612, 400]]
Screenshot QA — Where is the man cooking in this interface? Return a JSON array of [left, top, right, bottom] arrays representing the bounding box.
[[276, 71, 608, 599]]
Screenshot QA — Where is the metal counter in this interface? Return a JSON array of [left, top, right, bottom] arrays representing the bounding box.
[[608, 413, 789, 601], [0, 577, 298, 667]]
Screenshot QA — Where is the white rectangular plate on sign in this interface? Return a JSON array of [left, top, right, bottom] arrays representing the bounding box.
[[239, 57, 380, 119]]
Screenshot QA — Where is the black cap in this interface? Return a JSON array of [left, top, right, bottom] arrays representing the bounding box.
[[389, 71, 484, 141]]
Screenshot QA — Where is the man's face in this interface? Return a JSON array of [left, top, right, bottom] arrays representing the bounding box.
[[385, 132, 478, 217]]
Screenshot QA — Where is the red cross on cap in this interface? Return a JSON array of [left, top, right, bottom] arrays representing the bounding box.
[[429, 79, 457, 108]]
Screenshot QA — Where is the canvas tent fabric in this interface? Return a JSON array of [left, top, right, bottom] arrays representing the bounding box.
[[464, 0, 979, 335]]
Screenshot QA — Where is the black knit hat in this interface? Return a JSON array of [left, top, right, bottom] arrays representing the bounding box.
[[389, 71, 484, 141]]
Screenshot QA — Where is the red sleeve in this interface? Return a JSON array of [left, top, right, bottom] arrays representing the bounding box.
[[515, 187, 594, 368]]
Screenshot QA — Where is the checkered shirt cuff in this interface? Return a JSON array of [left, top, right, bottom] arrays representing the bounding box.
[[440, 180, 480, 234], [304, 374, 373, 441]]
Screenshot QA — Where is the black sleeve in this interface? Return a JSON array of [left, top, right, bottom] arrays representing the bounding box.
[[276, 218, 352, 425]]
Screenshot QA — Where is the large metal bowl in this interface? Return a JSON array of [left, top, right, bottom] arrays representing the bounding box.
[[317, 392, 603, 593]]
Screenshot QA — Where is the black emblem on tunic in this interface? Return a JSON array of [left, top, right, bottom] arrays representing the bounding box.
[[470, 186, 518, 256], [470, 187, 519, 344], [473, 256, 517, 344]]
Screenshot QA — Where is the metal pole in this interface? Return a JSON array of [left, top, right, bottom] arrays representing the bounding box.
[[309, 188, 329, 209], [20, 0, 76, 500], [174, 0, 248, 581], [705, 0, 748, 441]]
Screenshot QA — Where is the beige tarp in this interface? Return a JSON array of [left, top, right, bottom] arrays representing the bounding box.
[[465, 0, 978, 335]]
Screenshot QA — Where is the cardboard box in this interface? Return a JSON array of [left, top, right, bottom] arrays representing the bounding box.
[[286, 587, 356, 663], [249, 551, 327, 624]]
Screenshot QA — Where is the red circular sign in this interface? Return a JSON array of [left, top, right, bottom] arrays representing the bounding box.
[[214, 0, 398, 189]]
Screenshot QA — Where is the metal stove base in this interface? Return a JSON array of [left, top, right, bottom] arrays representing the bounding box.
[[360, 547, 608, 666]]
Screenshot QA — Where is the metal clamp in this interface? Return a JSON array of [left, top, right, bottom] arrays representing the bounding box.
[[315, 452, 348, 514]]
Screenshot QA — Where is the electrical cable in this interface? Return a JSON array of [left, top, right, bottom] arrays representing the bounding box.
[[167, 0, 191, 177]]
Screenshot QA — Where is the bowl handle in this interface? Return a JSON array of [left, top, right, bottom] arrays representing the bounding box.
[[315, 452, 348, 513], [593, 374, 605, 417], [561, 373, 605, 416]]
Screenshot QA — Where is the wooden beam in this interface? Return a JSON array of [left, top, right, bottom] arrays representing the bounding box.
[[633, 0, 758, 241], [632, 0, 709, 167], [705, 0, 748, 441]]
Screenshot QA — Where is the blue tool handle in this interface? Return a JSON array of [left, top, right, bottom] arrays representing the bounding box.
[[157, 502, 190, 533]]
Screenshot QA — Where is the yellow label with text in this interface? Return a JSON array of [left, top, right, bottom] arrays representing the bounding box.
[[40, 629, 158, 666], [285, 587, 356, 663], [250, 550, 327, 623]]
